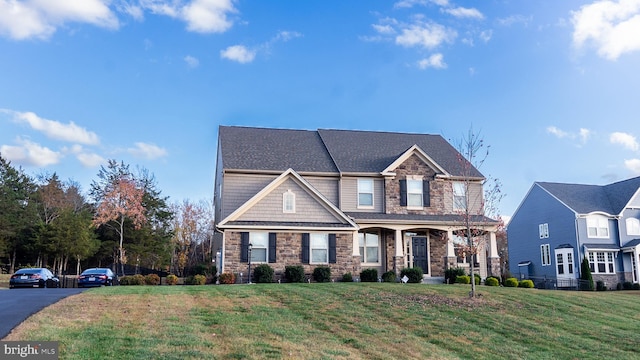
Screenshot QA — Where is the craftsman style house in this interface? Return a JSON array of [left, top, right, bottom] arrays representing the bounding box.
[[214, 126, 500, 282], [508, 177, 640, 289]]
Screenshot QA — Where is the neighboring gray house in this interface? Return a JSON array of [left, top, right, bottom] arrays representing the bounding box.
[[508, 177, 640, 289], [214, 126, 500, 282]]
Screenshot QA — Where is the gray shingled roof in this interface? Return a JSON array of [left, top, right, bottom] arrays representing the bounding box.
[[219, 126, 338, 173], [318, 129, 483, 177], [219, 126, 483, 177], [537, 176, 640, 215]]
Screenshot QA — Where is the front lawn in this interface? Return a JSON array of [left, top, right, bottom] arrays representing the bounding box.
[[3, 283, 640, 359]]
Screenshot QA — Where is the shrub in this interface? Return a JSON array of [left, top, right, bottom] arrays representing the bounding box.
[[360, 268, 378, 282], [633, 283, 640, 290], [473, 273, 481, 285], [218, 272, 236, 285], [252, 264, 274, 283], [623, 281, 633, 290], [455, 275, 470, 284], [144, 274, 160, 285], [400, 267, 423, 283], [580, 257, 594, 291], [284, 265, 305, 283], [445, 267, 465, 284], [313, 266, 331, 282], [519, 279, 534, 288], [341, 273, 353, 282], [192, 263, 210, 276], [382, 271, 396, 283], [596, 280, 607, 291], [485, 277, 500, 286], [166, 274, 178, 285], [185, 274, 206, 285], [504, 277, 519, 287]]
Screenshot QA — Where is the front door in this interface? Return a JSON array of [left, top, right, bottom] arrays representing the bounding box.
[[555, 248, 575, 286], [412, 236, 429, 274]]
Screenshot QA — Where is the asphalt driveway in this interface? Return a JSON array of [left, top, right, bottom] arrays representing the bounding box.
[[0, 288, 87, 339]]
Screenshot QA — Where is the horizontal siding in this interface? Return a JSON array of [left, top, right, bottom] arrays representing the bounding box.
[[238, 178, 343, 223], [342, 177, 384, 212], [306, 176, 339, 205], [222, 173, 277, 218]]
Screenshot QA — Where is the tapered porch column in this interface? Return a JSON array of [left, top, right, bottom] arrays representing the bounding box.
[[445, 230, 456, 271], [487, 231, 501, 277], [393, 229, 404, 275]]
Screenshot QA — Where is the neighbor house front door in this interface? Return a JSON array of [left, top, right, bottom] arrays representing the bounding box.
[[412, 236, 429, 274]]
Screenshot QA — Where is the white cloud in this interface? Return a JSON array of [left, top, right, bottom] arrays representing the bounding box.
[[572, 0, 640, 60], [418, 53, 447, 69], [625, 158, 640, 173], [0, 137, 62, 166], [444, 7, 484, 20], [547, 126, 591, 144], [372, 24, 396, 35], [547, 126, 570, 138], [479, 30, 492, 42], [127, 142, 168, 159], [181, 0, 236, 33], [77, 152, 105, 167], [2, 109, 99, 145], [497, 14, 533, 27], [184, 55, 199, 68], [273, 30, 302, 42], [396, 22, 457, 49], [393, 0, 430, 9], [610, 131, 639, 151], [0, 0, 118, 40], [220, 45, 256, 63]]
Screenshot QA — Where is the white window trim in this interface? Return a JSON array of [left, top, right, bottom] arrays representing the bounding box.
[[540, 244, 551, 266], [626, 218, 640, 236], [357, 179, 374, 209], [406, 178, 424, 210], [588, 251, 616, 274], [283, 189, 296, 213], [539, 223, 549, 239], [310, 233, 329, 264], [359, 231, 381, 265], [250, 232, 269, 263], [586, 215, 610, 238], [453, 181, 466, 211]]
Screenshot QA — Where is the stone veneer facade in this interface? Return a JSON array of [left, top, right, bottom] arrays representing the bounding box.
[[225, 231, 360, 282]]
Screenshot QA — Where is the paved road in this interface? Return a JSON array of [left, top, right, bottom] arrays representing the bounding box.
[[0, 288, 87, 339]]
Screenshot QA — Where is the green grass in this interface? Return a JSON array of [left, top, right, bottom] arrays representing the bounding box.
[[4, 283, 640, 359]]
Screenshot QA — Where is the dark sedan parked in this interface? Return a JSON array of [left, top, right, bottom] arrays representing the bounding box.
[[77, 268, 116, 287], [9, 268, 60, 288]]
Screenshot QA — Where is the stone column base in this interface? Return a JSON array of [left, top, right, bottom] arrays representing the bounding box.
[[488, 257, 501, 278], [393, 256, 405, 275]]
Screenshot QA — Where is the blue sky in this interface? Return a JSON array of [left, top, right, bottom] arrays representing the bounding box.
[[1, 0, 640, 220]]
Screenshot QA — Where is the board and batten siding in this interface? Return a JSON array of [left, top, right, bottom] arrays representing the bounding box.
[[341, 177, 384, 212], [237, 178, 343, 223]]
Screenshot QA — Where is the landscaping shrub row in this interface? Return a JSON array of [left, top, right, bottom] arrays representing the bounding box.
[[216, 266, 422, 284]]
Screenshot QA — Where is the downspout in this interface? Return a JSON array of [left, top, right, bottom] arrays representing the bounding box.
[[574, 214, 581, 279]]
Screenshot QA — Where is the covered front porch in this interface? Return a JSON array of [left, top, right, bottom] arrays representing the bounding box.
[[355, 224, 501, 282]]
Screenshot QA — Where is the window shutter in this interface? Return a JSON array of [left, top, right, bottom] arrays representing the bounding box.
[[329, 234, 337, 264], [399, 180, 407, 206], [269, 233, 277, 263], [423, 180, 430, 207], [240, 232, 249, 263], [301, 233, 310, 264]]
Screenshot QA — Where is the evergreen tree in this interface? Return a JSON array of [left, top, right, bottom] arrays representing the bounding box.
[[580, 256, 594, 291]]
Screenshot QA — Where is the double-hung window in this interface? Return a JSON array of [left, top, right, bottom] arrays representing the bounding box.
[[407, 180, 423, 208], [540, 244, 551, 266], [587, 215, 609, 238], [453, 182, 466, 211], [250, 232, 268, 263], [358, 179, 374, 208], [310, 233, 329, 263], [359, 232, 380, 263]]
